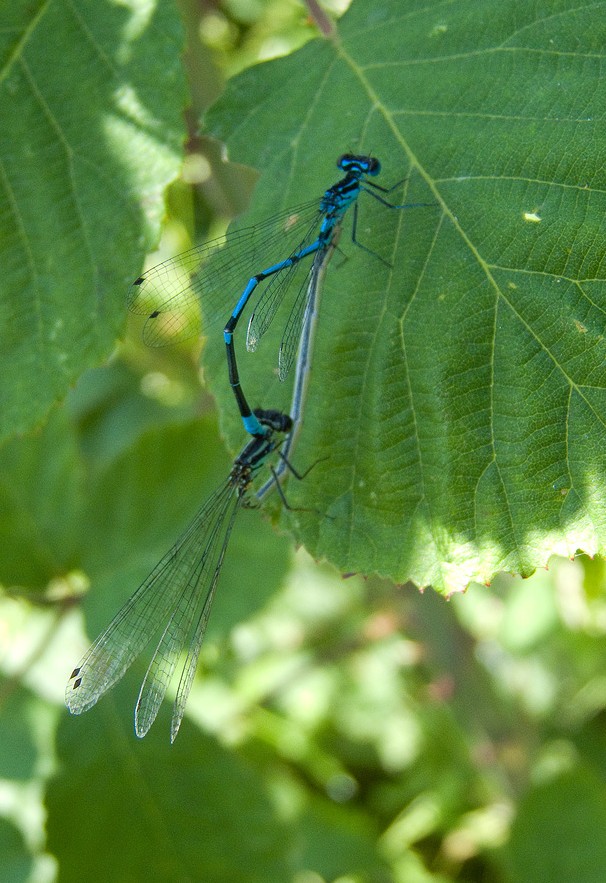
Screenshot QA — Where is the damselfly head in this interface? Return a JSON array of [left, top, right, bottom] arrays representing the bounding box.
[[337, 154, 381, 177]]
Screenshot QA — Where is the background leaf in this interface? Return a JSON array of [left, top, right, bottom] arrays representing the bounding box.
[[506, 769, 606, 883], [0, 406, 84, 589], [47, 694, 293, 883], [0, 817, 32, 883], [0, 0, 185, 441]]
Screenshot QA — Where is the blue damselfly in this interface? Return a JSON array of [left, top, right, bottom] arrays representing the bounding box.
[[129, 155, 429, 438], [66, 409, 292, 741]]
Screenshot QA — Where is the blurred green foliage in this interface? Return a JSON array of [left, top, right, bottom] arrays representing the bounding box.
[[1, 1, 606, 882]]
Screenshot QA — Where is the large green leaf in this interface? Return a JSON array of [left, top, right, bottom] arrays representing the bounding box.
[[202, 0, 606, 593], [0, 405, 84, 588], [47, 694, 293, 883], [0, 817, 32, 883], [506, 769, 606, 883], [0, 0, 185, 441]]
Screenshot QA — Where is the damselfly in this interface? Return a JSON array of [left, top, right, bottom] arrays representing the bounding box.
[[129, 155, 429, 439], [66, 409, 292, 742], [256, 224, 341, 500]]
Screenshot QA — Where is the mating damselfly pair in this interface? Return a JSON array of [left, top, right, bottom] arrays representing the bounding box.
[[66, 155, 428, 740]]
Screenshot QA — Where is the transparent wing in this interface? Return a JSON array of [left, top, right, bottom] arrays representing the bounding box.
[[277, 237, 342, 381], [245, 216, 320, 352], [127, 200, 322, 347], [65, 478, 235, 717], [134, 482, 240, 738], [276, 261, 320, 382], [169, 494, 242, 742]]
